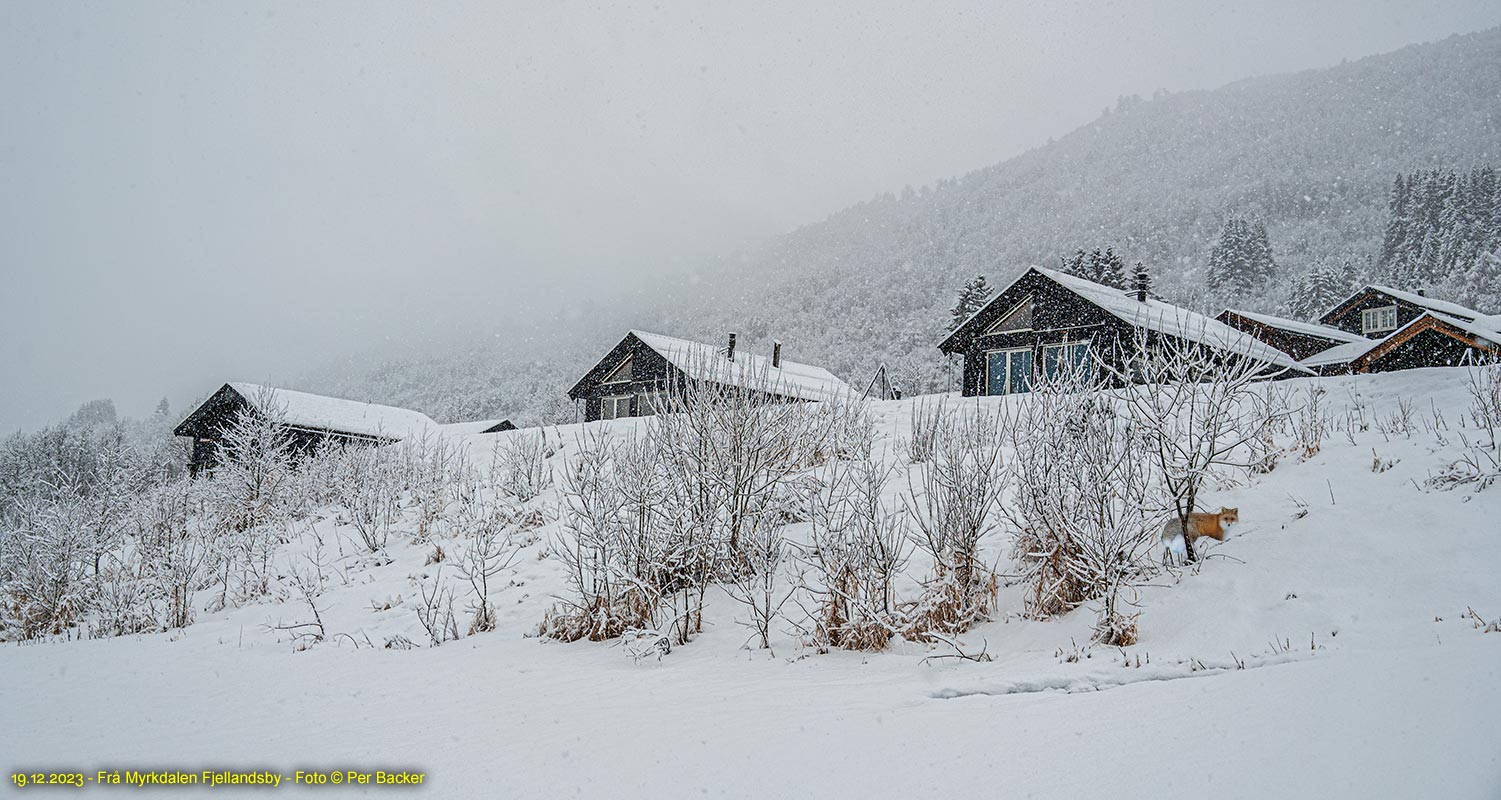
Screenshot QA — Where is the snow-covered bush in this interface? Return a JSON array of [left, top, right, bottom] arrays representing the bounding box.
[[452, 495, 522, 634], [1117, 327, 1275, 563], [901, 403, 1007, 640], [800, 449, 909, 651], [401, 433, 468, 543], [1001, 368, 1159, 635], [1429, 359, 1501, 491], [490, 429, 556, 502]]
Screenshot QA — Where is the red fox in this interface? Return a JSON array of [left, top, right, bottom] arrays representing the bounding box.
[[1160, 507, 1238, 563]]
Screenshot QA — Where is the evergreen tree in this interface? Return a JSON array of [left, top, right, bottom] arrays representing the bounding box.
[[1061, 246, 1127, 288], [154, 397, 172, 420], [1207, 218, 1276, 294], [948, 275, 993, 331], [1285, 259, 1354, 320]]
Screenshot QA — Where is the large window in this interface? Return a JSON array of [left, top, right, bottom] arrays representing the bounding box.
[[1042, 341, 1092, 382], [601, 395, 632, 420], [1362, 305, 1398, 335], [986, 347, 1033, 395], [984, 296, 1033, 335]]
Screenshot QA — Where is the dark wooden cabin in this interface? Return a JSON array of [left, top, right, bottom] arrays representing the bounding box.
[[1319, 285, 1485, 338], [938, 267, 1308, 396], [173, 383, 439, 475], [1215, 308, 1372, 361], [1302, 286, 1501, 374], [567, 330, 851, 422]]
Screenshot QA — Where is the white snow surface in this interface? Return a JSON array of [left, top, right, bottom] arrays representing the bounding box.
[[6, 368, 1501, 798], [229, 382, 441, 442], [1220, 307, 1372, 344], [1034, 267, 1311, 373], [630, 329, 852, 401]]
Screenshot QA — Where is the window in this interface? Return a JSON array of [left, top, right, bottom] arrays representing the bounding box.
[[602, 356, 634, 384], [1042, 341, 1092, 382], [1362, 305, 1398, 334], [986, 347, 1033, 395], [984, 296, 1033, 335], [601, 395, 632, 420]]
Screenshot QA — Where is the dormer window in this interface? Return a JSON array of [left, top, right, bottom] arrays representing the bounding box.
[[984, 296, 1033, 335], [1361, 305, 1398, 335]]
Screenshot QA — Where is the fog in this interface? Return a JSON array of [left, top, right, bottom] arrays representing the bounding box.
[[2, 0, 1497, 431]]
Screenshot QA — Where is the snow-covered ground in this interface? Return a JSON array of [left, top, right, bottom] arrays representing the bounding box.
[[5, 368, 1501, 798]]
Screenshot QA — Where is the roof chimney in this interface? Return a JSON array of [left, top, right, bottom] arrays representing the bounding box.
[[772, 340, 783, 368], [727, 332, 737, 362], [1133, 262, 1150, 303], [1417, 288, 1426, 297]]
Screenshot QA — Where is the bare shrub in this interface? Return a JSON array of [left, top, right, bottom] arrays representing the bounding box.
[[901, 403, 1007, 639], [1428, 360, 1501, 492], [1002, 368, 1160, 623], [453, 496, 522, 634], [903, 399, 944, 464], [402, 433, 467, 543], [1117, 326, 1281, 563], [799, 449, 909, 651], [491, 429, 556, 502], [416, 567, 461, 647], [336, 446, 403, 553]]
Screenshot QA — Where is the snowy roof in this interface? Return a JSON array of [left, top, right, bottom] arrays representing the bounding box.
[[1299, 338, 1382, 368], [227, 382, 439, 441], [1299, 311, 1501, 369], [629, 330, 852, 401], [1219, 308, 1371, 344], [1321, 284, 1491, 325], [1029, 267, 1311, 373]]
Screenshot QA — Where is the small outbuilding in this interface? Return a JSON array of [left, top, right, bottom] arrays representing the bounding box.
[[173, 382, 440, 475], [566, 330, 851, 422], [1214, 308, 1372, 361]]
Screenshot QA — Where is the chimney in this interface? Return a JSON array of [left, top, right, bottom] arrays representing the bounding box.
[[727, 332, 737, 362], [772, 340, 783, 369], [1417, 288, 1426, 297], [1133, 263, 1150, 303]]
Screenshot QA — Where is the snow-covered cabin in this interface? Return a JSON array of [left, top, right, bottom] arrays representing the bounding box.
[[1299, 286, 1501, 374], [938, 266, 1309, 396], [173, 383, 441, 475], [1215, 308, 1373, 361], [566, 330, 851, 421]]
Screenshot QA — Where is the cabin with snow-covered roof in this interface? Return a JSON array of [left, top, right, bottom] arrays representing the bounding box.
[[1212, 287, 1501, 376], [567, 330, 851, 422], [938, 266, 1309, 397], [173, 382, 442, 476], [1215, 308, 1373, 361]]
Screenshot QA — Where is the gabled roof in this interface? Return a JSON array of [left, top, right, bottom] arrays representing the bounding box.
[[1319, 284, 1486, 325], [215, 383, 440, 441], [630, 330, 851, 402], [944, 266, 1309, 373], [1300, 310, 1501, 369], [571, 330, 851, 402], [1217, 308, 1370, 344]]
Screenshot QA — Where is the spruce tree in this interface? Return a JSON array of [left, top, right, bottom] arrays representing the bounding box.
[[948, 275, 993, 331]]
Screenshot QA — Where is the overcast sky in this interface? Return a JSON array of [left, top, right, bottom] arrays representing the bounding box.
[[2, 1, 1498, 432]]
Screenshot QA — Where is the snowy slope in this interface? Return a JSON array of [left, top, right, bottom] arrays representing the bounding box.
[[4, 368, 1501, 798]]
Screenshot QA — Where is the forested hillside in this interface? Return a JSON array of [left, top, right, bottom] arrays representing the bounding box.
[[311, 27, 1501, 423]]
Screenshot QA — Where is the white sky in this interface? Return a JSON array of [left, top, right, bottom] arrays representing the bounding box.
[[3, 1, 1498, 431]]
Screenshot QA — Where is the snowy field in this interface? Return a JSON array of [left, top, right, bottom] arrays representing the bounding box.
[[5, 368, 1501, 798]]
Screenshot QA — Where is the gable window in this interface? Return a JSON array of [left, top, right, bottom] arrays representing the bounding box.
[[602, 356, 634, 384], [601, 395, 632, 420], [986, 347, 1033, 395], [1362, 305, 1398, 335], [1042, 341, 1092, 383], [984, 297, 1033, 335]]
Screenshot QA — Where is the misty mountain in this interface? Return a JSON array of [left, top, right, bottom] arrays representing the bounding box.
[[314, 27, 1501, 423]]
